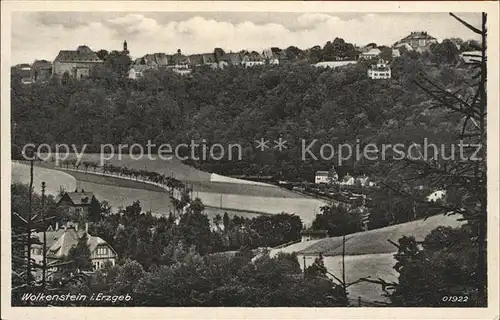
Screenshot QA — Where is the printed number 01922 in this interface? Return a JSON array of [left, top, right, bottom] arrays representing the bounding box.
[[442, 296, 469, 303]]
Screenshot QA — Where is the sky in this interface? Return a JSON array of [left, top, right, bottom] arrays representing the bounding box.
[[11, 12, 482, 65]]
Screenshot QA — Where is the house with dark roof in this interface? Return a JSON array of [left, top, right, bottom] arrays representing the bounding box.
[[393, 31, 438, 52], [53, 45, 103, 79], [32, 60, 53, 82], [201, 53, 217, 65], [13, 63, 33, 84], [57, 189, 97, 216], [31, 222, 118, 278], [128, 52, 171, 79]]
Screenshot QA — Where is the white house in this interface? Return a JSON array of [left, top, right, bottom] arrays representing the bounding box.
[[241, 55, 265, 68], [359, 48, 381, 60], [427, 190, 446, 202], [367, 59, 391, 80], [340, 173, 355, 186], [128, 66, 147, 79], [315, 171, 331, 184]]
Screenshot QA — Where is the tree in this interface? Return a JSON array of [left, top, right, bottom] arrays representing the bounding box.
[[374, 12, 488, 306], [222, 212, 230, 230], [389, 226, 477, 306], [66, 234, 93, 272], [213, 213, 222, 230], [430, 39, 461, 64], [96, 49, 109, 61], [312, 204, 362, 236], [89, 197, 101, 222]]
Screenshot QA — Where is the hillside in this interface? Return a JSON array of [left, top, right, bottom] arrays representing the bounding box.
[[271, 214, 465, 302], [11, 162, 76, 195], [272, 213, 464, 257], [11, 52, 472, 183]]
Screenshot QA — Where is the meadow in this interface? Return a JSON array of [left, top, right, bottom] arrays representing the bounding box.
[[193, 191, 326, 226], [271, 214, 465, 303], [298, 214, 464, 256], [11, 162, 76, 196]]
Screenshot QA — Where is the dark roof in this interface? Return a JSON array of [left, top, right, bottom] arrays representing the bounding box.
[[35, 224, 116, 259], [58, 192, 96, 206], [396, 32, 437, 45], [225, 53, 242, 64], [32, 60, 52, 70], [201, 53, 216, 64], [172, 52, 189, 65], [15, 63, 31, 69], [188, 54, 203, 65], [54, 45, 102, 62], [315, 171, 329, 176]]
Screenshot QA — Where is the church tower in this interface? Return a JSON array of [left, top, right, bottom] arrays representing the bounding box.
[[123, 40, 129, 54]]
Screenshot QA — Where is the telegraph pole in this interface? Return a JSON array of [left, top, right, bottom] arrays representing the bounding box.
[[41, 182, 47, 289], [26, 152, 34, 288]]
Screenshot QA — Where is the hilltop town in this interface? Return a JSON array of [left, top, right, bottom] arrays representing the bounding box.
[[12, 31, 481, 84]]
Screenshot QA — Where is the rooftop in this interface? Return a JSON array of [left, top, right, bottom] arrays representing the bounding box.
[[54, 45, 102, 63], [58, 191, 96, 205]]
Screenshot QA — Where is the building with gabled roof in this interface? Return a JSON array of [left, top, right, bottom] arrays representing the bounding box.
[[393, 31, 438, 52], [30, 222, 118, 277], [57, 189, 98, 216], [32, 60, 53, 82], [53, 45, 103, 79], [359, 48, 381, 60], [367, 59, 391, 80]]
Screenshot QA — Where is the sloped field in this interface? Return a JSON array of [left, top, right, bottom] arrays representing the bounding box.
[[272, 214, 465, 303], [299, 214, 464, 256], [193, 191, 325, 226], [11, 162, 76, 196]]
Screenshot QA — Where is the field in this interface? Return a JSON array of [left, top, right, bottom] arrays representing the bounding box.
[[298, 214, 464, 256], [39, 154, 302, 197], [77, 180, 174, 214], [31, 155, 326, 225], [271, 214, 465, 303], [322, 253, 398, 303], [58, 169, 166, 193], [12, 162, 275, 222], [11, 162, 76, 196], [194, 191, 325, 226]]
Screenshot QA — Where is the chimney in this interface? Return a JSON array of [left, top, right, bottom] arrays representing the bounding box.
[[85, 222, 89, 233], [55, 221, 59, 231]]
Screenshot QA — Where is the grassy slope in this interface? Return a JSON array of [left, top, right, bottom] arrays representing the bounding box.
[[299, 214, 464, 256], [273, 214, 465, 303], [322, 253, 398, 303], [11, 162, 76, 195]]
